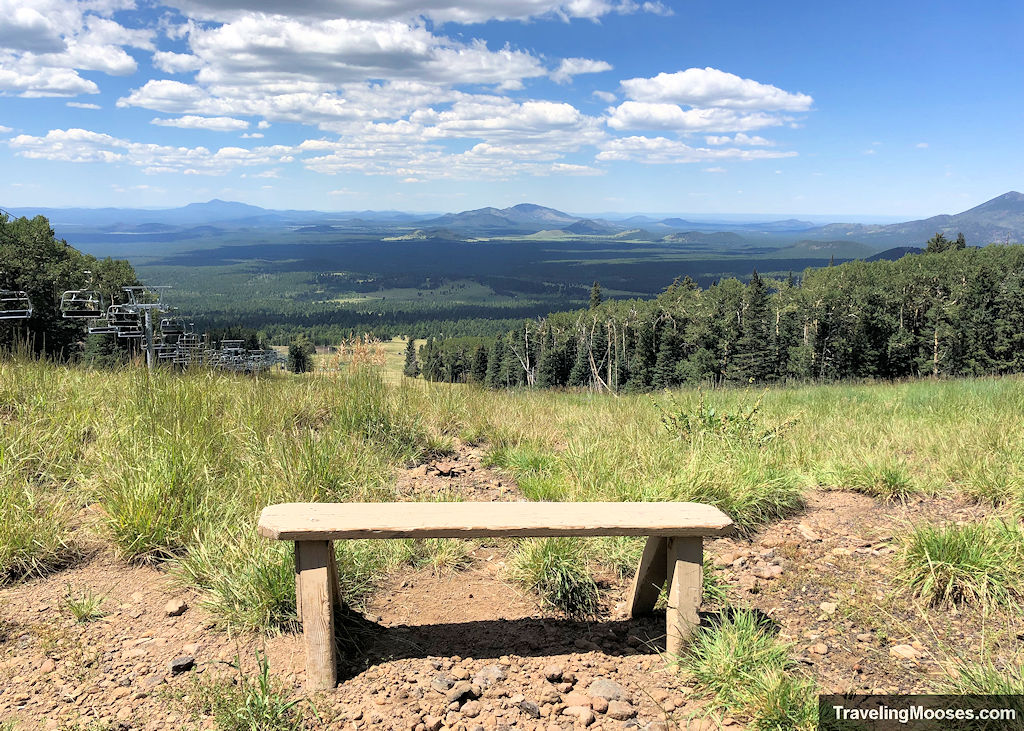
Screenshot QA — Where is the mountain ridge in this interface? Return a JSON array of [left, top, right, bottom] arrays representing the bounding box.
[[6, 192, 1024, 247]]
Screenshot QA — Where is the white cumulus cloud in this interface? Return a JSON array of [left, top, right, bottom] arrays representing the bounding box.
[[606, 101, 787, 132], [151, 115, 250, 131], [596, 135, 797, 164], [551, 57, 612, 84], [621, 67, 812, 111], [7, 127, 294, 174]]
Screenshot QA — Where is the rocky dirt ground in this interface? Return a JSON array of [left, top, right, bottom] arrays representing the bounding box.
[[1, 443, 1017, 730]]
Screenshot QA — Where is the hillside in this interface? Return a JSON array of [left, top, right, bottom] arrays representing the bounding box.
[[773, 239, 879, 258], [2, 358, 1023, 729], [805, 191, 1024, 246]]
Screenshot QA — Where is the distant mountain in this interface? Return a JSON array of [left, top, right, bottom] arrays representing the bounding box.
[[865, 246, 924, 262], [804, 192, 1024, 246], [565, 218, 618, 235], [422, 203, 582, 233], [657, 217, 815, 233]]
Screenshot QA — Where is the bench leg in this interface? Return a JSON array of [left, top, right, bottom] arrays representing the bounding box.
[[627, 536, 667, 617], [665, 537, 702, 657], [295, 540, 337, 690]]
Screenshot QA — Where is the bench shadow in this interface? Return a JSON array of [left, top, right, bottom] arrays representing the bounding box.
[[332, 606, 779, 681]]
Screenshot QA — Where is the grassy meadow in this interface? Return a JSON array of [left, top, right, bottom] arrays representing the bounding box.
[[3, 350, 1024, 726]]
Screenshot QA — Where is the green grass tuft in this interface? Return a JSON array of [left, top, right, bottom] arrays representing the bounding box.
[[61, 583, 106, 622], [184, 651, 308, 731], [508, 537, 599, 617], [900, 519, 1024, 607], [944, 660, 1024, 694], [680, 608, 815, 726]]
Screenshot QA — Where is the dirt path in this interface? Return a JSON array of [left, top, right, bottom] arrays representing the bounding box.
[[1, 445, 1017, 730]]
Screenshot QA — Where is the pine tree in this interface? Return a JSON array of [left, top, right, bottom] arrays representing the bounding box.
[[287, 335, 315, 373], [567, 332, 591, 387], [589, 281, 603, 310], [469, 345, 488, 383], [485, 338, 505, 387], [402, 337, 420, 378], [652, 329, 683, 389], [728, 270, 773, 383]]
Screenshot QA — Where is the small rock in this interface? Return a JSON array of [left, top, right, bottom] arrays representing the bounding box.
[[461, 700, 482, 718], [753, 565, 783, 580], [430, 674, 454, 693], [543, 664, 564, 682], [714, 552, 737, 568], [606, 701, 636, 720], [586, 678, 627, 702], [473, 664, 507, 688], [423, 716, 442, 731], [169, 656, 195, 674], [40, 658, 56, 674], [519, 700, 542, 718], [650, 689, 670, 703], [563, 706, 595, 726], [451, 667, 470, 681], [831, 547, 853, 557], [889, 644, 921, 660], [856, 633, 873, 642], [819, 602, 837, 615], [445, 681, 475, 704], [796, 523, 820, 541], [563, 692, 591, 707], [810, 643, 828, 655], [165, 599, 188, 617], [590, 696, 608, 713]]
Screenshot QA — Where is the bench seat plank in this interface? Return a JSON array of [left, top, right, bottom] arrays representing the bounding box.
[[258, 501, 734, 541]]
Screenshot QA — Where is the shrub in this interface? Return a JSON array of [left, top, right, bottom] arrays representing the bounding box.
[[654, 390, 795, 448]]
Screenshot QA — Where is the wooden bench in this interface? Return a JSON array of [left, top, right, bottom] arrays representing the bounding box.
[[258, 501, 734, 690]]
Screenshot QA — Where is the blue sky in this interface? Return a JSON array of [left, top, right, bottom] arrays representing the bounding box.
[[1, 0, 1022, 217]]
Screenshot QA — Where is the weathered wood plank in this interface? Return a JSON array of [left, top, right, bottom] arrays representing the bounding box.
[[664, 536, 702, 657], [259, 502, 734, 541], [295, 540, 336, 690], [627, 536, 667, 617]]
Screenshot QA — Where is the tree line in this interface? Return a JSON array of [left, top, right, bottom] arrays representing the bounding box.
[[416, 241, 1024, 390], [0, 212, 139, 361]]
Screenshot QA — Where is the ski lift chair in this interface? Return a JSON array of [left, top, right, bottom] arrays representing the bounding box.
[[0, 290, 32, 319], [61, 290, 104, 318], [87, 317, 119, 335], [160, 317, 185, 335], [108, 305, 142, 338]]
